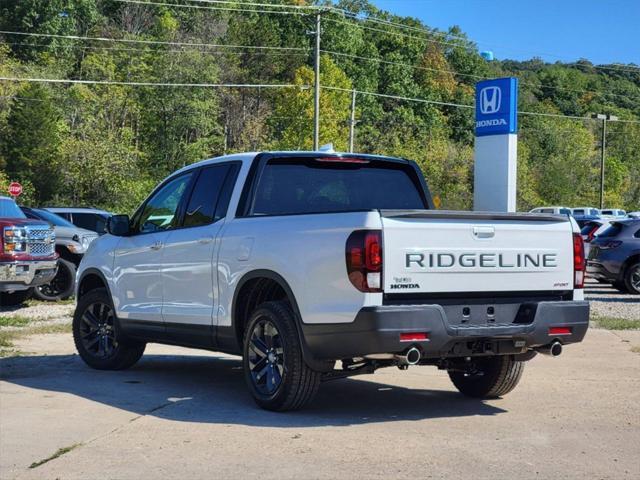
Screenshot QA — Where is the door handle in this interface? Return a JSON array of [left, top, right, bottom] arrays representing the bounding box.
[[198, 236, 213, 244], [150, 241, 163, 250]]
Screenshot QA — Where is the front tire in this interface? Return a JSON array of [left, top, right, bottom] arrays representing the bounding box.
[[242, 301, 321, 411], [449, 355, 525, 399], [73, 288, 145, 370], [33, 258, 76, 301]]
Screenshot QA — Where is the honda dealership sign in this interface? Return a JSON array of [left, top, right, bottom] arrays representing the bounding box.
[[475, 77, 518, 136], [473, 77, 519, 212]]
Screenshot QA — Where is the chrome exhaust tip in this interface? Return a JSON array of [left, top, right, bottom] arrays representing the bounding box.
[[537, 341, 563, 357], [395, 347, 421, 366]]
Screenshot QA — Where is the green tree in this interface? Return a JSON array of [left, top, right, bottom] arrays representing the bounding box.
[[270, 55, 352, 150], [2, 83, 62, 203]]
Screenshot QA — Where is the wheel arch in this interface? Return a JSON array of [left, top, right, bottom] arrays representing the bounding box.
[[77, 268, 112, 300], [231, 269, 333, 372]]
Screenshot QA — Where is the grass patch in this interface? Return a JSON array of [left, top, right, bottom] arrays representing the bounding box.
[[0, 330, 18, 348], [26, 323, 72, 335], [631, 346, 640, 354], [0, 315, 32, 327], [0, 322, 71, 357], [29, 443, 82, 469], [593, 316, 640, 330], [0, 330, 20, 357], [25, 298, 75, 307]]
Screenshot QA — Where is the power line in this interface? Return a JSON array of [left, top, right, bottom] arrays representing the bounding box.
[[116, 0, 640, 74], [3, 76, 638, 124], [0, 76, 306, 89], [0, 40, 310, 58], [322, 85, 474, 109], [322, 49, 633, 101], [0, 30, 309, 52], [113, 0, 306, 15]]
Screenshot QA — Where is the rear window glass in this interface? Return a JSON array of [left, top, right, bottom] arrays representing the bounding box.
[[598, 223, 623, 238], [559, 208, 571, 215], [74, 213, 107, 233], [251, 159, 427, 216], [580, 223, 599, 235]]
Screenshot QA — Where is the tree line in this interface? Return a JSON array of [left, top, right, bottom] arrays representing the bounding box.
[[1, 0, 638, 213]]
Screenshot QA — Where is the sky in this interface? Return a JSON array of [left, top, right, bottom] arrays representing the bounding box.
[[371, 0, 640, 65]]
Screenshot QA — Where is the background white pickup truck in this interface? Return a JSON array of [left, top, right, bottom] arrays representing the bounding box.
[[74, 151, 589, 411]]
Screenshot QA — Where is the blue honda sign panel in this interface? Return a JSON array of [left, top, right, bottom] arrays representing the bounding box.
[[475, 77, 518, 137]]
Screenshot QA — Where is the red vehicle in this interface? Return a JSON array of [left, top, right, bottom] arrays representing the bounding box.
[[0, 196, 58, 306]]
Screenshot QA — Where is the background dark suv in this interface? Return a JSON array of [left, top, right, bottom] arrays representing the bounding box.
[[587, 219, 640, 294]]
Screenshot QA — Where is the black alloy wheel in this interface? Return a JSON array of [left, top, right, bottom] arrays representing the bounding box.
[[79, 300, 117, 359], [73, 288, 145, 370], [248, 318, 285, 395], [242, 301, 321, 411]]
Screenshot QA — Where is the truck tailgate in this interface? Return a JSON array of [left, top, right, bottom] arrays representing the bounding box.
[[381, 210, 574, 294]]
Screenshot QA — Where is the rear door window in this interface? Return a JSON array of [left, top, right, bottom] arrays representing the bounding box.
[[598, 223, 623, 238], [182, 164, 235, 228], [251, 158, 426, 216]]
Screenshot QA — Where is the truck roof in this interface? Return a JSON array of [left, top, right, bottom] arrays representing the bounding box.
[[174, 151, 411, 177]]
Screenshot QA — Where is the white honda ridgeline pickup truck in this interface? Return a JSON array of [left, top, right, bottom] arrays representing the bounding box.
[[74, 151, 589, 411]]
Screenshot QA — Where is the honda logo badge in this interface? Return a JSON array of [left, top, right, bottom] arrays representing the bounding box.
[[480, 86, 501, 114]]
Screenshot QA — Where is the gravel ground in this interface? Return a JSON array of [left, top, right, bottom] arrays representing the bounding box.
[[584, 279, 640, 321], [0, 301, 75, 332]]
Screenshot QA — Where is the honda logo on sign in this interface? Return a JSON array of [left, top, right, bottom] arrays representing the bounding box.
[[480, 86, 501, 114], [475, 78, 517, 136]]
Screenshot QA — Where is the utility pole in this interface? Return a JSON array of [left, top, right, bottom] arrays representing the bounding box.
[[348, 89, 357, 153], [313, 12, 321, 151], [591, 113, 618, 209]]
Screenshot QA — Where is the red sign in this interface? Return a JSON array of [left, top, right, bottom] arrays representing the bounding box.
[[8, 182, 22, 197]]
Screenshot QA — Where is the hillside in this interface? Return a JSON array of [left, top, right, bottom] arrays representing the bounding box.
[[1, 0, 638, 212]]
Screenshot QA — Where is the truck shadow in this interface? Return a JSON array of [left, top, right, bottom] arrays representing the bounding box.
[[0, 353, 506, 427]]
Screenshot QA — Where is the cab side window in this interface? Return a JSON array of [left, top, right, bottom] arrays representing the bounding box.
[[183, 165, 232, 228], [137, 173, 193, 234]]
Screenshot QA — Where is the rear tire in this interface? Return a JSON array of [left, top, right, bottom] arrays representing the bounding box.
[[0, 289, 32, 307], [33, 258, 76, 301], [613, 280, 630, 294], [73, 288, 145, 370], [623, 262, 640, 295], [242, 301, 321, 411], [449, 355, 525, 399]]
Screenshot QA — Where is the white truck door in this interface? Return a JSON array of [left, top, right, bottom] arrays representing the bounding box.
[[161, 163, 237, 329], [113, 172, 194, 322]]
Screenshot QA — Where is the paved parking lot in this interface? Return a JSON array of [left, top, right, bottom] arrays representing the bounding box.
[[1, 315, 639, 479]]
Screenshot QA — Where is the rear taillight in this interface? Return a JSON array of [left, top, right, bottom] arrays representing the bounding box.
[[573, 232, 585, 289], [346, 230, 382, 292]]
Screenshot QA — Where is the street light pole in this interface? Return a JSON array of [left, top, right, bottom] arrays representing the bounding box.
[[348, 89, 357, 153], [591, 113, 618, 210], [313, 12, 321, 151]]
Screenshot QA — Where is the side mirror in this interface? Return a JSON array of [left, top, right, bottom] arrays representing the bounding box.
[[107, 215, 131, 236]]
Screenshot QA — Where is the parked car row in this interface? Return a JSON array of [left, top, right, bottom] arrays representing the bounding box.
[[528, 207, 638, 293], [529, 206, 634, 228], [0, 197, 111, 305]]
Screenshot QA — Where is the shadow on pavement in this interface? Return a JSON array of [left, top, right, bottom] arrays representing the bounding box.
[[0, 353, 506, 427]]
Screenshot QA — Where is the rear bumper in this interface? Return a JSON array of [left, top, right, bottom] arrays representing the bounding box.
[[0, 260, 58, 292], [586, 261, 620, 282], [301, 301, 590, 361]]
